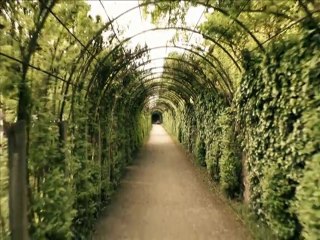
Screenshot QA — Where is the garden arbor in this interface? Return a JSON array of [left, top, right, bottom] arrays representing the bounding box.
[[0, 1, 319, 239]]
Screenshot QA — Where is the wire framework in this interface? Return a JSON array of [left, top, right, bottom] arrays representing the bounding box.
[[0, 0, 310, 114]]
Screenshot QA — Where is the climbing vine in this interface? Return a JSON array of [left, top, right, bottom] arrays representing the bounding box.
[[0, 1, 151, 239], [153, 1, 320, 239], [0, 0, 319, 239]]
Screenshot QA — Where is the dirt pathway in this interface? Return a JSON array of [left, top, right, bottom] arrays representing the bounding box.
[[93, 125, 250, 240]]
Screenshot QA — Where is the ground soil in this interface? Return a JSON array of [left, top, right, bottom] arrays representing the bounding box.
[[93, 125, 251, 240]]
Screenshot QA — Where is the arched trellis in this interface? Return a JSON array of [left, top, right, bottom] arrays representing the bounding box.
[[57, 0, 300, 116], [85, 44, 233, 96], [86, 44, 233, 112], [93, 68, 205, 115], [149, 102, 177, 116], [129, 76, 198, 99], [122, 56, 211, 85], [134, 95, 181, 117], [129, 71, 199, 94], [104, 27, 242, 71], [147, 99, 178, 116], [55, 0, 298, 118], [101, 74, 197, 117], [130, 81, 189, 107], [128, 66, 205, 89], [25, 0, 297, 119], [58, 0, 294, 116], [90, 72, 190, 117], [138, 88, 186, 111], [81, 0, 266, 56]]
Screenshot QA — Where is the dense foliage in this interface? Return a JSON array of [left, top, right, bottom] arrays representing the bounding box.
[[0, 0, 319, 239], [236, 25, 320, 238], [0, 1, 151, 239], [146, 0, 320, 239]]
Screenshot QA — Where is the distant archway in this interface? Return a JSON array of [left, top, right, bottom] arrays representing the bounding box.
[[151, 111, 163, 124]]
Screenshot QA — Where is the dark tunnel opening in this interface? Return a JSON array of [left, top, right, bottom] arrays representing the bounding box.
[[151, 112, 162, 124]]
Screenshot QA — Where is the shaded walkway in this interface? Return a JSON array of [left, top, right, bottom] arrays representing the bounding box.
[[93, 125, 250, 240]]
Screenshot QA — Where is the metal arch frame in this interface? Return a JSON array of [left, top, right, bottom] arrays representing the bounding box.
[[33, 0, 282, 118], [112, 75, 197, 113], [94, 68, 204, 112], [141, 90, 186, 113], [58, 0, 271, 112], [129, 76, 198, 99], [57, 0, 279, 117], [93, 64, 203, 108], [125, 56, 211, 85], [103, 27, 241, 71], [94, 76, 187, 116], [85, 44, 221, 97], [87, 44, 232, 104], [113, 72, 201, 112], [127, 66, 204, 89], [64, 0, 271, 105], [133, 92, 182, 114], [129, 71, 198, 95], [86, 44, 232, 94], [83, 0, 265, 55], [149, 102, 177, 115], [128, 82, 188, 106], [139, 88, 186, 109], [136, 46, 234, 91], [146, 100, 178, 115]]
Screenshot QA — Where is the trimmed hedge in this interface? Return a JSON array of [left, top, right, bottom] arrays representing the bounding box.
[[163, 22, 320, 239]]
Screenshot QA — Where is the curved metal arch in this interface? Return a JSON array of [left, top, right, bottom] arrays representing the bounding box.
[[107, 70, 200, 114], [126, 66, 205, 90], [128, 76, 198, 101], [62, 0, 273, 115], [127, 56, 211, 85], [86, 44, 232, 100], [85, 46, 221, 99], [149, 108, 164, 115], [82, 0, 265, 59], [145, 103, 176, 117], [103, 27, 241, 71], [130, 81, 189, 107], [148, 97, 179, 110], [94, 65, 203, 111], [140, 88, 186, 110], [149, 102, 176, 115], [136, 66, 202, 82], [129, 71, 198, 93], [143, 84, 191, 104], [85, 44, 222, 98], [125, 77, 197, 106], [133, 89, 184, 113]]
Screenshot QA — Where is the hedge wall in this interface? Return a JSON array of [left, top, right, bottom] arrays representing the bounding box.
[[162, 23, 320, 239]]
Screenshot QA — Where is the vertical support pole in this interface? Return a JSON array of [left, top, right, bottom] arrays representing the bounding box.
[[8, 120, 28, 240], [58, 121, 67, 164], [58, 121, 67, 147], [98, 121, 102, 206]]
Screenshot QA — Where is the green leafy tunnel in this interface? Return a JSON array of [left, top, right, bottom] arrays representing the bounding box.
[[0, 0, 319, 239]]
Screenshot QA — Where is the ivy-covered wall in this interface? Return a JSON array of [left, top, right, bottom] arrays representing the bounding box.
[[27, 93, 151, 239], [162, 26, 320, 239], [236, 27, 320, 239], [0, 2, 152, 239]]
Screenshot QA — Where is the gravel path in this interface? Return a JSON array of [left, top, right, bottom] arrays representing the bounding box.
[[93, 125, 250, 240]]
